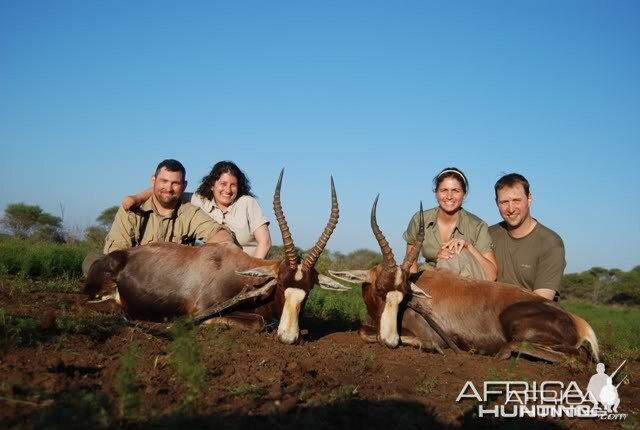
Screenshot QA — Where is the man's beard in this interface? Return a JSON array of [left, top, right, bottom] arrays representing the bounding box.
[[155, 192, 179, 209]]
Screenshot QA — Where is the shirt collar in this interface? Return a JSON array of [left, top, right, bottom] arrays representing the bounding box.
[[429, 207, 467, 235], [454, 207, 467, 235], [210, 196, 239, 214], [140, 197, 180, 218]]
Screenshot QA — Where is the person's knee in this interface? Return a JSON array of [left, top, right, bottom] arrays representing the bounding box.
[[437, 250, 485, 280]]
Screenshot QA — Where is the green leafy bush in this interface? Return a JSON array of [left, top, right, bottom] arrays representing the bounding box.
[[0, 237, 88, 278]]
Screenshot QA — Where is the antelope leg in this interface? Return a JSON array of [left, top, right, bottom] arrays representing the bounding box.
[[358, 324, 378, 343], [193, 280, 276, 324], [203, 312, 266, 330], [407, 298, 461, 353], [504, 341, 579, 363]]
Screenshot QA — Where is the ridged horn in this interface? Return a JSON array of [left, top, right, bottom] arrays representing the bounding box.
[[273, 168, 298, 269], [401, 201, 424, 271], [371, 195, 396, 270], [301, 176, 339, 272]]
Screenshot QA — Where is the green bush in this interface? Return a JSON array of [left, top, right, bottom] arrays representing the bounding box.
[[0, 237, 88, 278], [306, 283, 366, 323]]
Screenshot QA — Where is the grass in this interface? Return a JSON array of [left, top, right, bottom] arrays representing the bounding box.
[[1, 273, 81, 294], [562, 300, 640, 361], [33, 388, 112, 428], [168, 321, 206, 406], [0, 237, 87, 278], [55, 314, 127, 341], [0, 307, 126, 351], [416, 375, 440, 395], [305, 283, 367, 323], [0, 308, 41, 348], [227, 383, 268, 400], [115, 342, 141, 418], [328, 384, 358, 403]]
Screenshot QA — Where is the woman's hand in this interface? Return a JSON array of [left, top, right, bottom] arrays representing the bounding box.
[[443, 238, 467, 253], [122, 195, 137, 212], [121, 188, 152, 212]]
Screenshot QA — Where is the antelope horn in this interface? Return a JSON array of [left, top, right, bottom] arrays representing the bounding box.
[[401, 201, 424, 271], [301, 176, 339, 272], [273, 168, 298, 269], [371, 195, 396, 270]]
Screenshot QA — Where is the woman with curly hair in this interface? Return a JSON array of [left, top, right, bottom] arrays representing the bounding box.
[[122, 161, 271, 258]]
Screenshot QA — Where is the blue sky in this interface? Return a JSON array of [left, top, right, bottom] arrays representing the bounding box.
[[1, 1, 638, 274]]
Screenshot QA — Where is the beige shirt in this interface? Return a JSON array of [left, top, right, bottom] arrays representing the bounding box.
[[189, 193, 269, 257], [403, 207, 492, 267], [103, 198, 224, 254]]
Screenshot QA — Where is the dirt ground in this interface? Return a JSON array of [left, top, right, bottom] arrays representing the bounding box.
[[0, 287, 637, 430]]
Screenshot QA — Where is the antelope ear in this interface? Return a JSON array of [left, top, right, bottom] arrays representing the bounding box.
[[328, 270, 372, 284], [236, 264, 278, 279], [410, 282, 431, 299], [317, 274, 351, 291]]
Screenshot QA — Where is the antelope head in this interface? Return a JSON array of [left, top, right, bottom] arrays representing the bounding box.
[[329, 197, 426, 348], [238, 169, 348, 344]]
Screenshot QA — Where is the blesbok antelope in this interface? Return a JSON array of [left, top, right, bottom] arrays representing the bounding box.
[[329, 197, 599, 363], [83, 170, 349, 344]]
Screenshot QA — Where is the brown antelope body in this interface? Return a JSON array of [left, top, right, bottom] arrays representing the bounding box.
[[330, 197, 599, 363], [84, 170, 349, 344]]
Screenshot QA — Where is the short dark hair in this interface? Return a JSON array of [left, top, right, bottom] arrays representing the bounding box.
[[154, 159, 186, 180], [494, 173, 530, 198], [195, 161, 254, 200], [433, 167, 468, 194]]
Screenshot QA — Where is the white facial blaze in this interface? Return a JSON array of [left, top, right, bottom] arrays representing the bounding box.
[[277, 288, 306, 344], [88, 289, 121, 305], [379, 290, 403, 348], [394, 267, 403, 287]]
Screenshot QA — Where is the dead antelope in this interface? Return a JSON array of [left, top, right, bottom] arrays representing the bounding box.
[[84, 170, 349, 344], [329, 197, 599, 363]]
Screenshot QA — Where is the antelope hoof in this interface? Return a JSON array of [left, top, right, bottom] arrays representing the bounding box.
[[378, 335, 400, 349], [277, 331, 300, 345]]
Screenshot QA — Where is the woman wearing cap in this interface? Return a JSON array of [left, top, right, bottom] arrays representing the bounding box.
[[403, 167, 497, 281]]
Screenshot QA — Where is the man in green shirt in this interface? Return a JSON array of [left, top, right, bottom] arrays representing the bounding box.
[[83, 159, 232, 275], [489, 173, 565, 301]]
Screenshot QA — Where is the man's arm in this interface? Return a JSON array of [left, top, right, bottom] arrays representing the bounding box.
[[188, 207, 234, 244], [534, 288, 556, 300], [533, 238, 565, 300], [122, 189, 193, 211], [103, 207, 136, 253]]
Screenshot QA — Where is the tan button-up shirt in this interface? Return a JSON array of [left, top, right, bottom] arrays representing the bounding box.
[[190, 194, 269, 257], [103, 198, 225, 254]]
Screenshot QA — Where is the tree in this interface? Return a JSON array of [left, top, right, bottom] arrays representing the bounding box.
[[96, 206, 119, 228], [1, 203, 62, 239], [84, 206, 119, 250], [32, 224, 65, 243]]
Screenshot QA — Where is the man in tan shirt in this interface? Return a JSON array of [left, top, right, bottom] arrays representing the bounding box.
[[83, 159, 232, 275]]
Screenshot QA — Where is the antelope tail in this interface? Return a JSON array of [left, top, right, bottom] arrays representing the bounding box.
[[571, 313, 600, 362]]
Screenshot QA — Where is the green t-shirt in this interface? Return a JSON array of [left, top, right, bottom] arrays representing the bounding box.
[[489, 221, 565, 294], [403, 207, 492, 266]]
